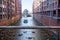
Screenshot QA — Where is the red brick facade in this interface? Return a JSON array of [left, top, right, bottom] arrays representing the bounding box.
[[0, 0, 22, 26], [33, 0, 60, 26]]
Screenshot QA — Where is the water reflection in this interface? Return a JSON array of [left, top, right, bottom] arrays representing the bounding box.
[[18, 17, 37, 26], [15, 29, 43, 40], [0, 29, 58, 40]]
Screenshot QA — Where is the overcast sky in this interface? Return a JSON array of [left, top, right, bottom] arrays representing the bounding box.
[[22, 0, 33, 13]]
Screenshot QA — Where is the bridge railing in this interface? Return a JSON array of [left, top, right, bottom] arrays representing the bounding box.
[[0, 26, 60, 40]]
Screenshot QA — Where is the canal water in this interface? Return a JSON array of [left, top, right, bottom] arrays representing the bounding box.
[[17, 17, 38, 26], [10, 16, 44, 26], [15, 29, 43, 40]]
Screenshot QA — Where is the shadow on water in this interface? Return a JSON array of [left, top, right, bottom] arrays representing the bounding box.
[[33, 18, 44, 26]]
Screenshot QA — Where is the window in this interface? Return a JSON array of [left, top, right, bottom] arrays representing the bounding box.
[[52, 3, 54, 8], [0, 0, 2, 4], [53, 11, 56, 17], [3, 8, 6, 12], [54, 2, 57, 9], [0, 15, 2, 19], [47, 11, 51, 16], [47, 3, 51, 9], [58, 9, 60, 17], [58, 0, 60, 4], [47, 3, 49, 8], [47, 0, 52, 3], [58, 0, 60, 7], [0, 7, 2, 13]]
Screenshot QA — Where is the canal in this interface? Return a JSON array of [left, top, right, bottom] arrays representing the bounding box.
[[10, 17, 45, 40]]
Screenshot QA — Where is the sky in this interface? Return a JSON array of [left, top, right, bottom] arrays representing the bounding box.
[[22, 0, 33, 13]]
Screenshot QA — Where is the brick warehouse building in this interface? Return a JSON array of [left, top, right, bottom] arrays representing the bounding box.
[[0, 0, 22, 26], [33, 0, 60, 26], [18, 0, 22, 18], [14, 0, 22, 26], [15, 0, 22, 21]]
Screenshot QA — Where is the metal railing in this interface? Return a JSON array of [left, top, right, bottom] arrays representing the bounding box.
[[0, 26, 60, 29]]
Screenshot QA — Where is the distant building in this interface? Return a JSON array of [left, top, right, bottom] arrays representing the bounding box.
[[23, 9, 28, 14], [23, 9, 29, 17], [18, 0, 22, 17]]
